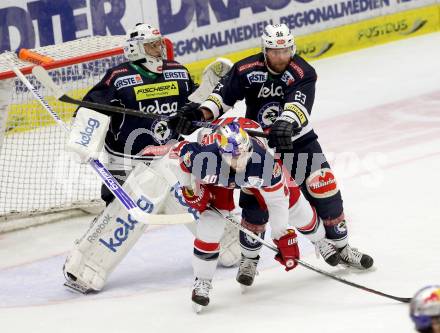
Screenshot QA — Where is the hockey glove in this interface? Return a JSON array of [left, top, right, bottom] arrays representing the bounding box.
[[181, 184, 211, 213], [273, 229, 300, 271], [169, 102, 203, 135], [268, 110, 303, 151]]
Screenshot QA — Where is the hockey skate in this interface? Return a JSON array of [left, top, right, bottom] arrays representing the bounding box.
[[236, 255, 259, 292], [63, 270, 93, 294], [313, 238, 341, 266], [192, 278, 213, 313], [338, 244, 374, 269]]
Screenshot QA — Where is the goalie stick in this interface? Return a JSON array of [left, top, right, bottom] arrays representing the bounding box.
[[8, 60, 194, 226], [209, 206, 412, 304]]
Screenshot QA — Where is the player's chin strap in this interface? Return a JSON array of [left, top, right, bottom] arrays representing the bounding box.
[[208, 206, 412, 304]]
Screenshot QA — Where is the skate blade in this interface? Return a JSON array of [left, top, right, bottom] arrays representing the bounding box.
[[192, 302, 206, 314], [240, 284, 249, 294], [338, 263, 377, 274], [64, 281, 92, 294]]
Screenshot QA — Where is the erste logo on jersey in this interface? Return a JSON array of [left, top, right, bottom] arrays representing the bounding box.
[[247, 71, 268, 84], [163, 69, 189, 80], [257, 102, 280, 129], [114, 74, 143, 90], [257, 83, 283, 98], [135, 81, 179, 100]]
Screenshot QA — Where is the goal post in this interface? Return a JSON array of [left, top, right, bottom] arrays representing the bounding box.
[[0, 35, 174, 232]]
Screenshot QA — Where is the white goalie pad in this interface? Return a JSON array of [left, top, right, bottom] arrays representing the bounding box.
[[63, 162, 180, 291], [66, 107, 110, 162], [218, 213, 241, 267], [189, 57, 233, 103]]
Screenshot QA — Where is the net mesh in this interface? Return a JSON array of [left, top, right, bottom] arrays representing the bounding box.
[[0, 36, 127, 222]]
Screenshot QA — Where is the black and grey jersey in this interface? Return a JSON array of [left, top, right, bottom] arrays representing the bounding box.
[[201, 53, 318, 145], [82, 60, 196, 158]]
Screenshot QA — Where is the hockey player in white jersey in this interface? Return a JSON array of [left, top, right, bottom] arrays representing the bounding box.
[[173, 118, 331, 311], [62, 23, 236, 293]]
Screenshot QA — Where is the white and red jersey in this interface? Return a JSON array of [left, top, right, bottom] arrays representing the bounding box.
[[171, 118, 312, 239]]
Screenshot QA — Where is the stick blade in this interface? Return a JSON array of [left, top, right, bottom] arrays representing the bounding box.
[[32, 65, 64, 99]]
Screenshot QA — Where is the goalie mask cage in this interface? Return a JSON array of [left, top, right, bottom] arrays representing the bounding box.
[[0, 36, 174, 232]]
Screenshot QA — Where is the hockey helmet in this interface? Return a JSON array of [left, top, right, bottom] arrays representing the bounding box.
[[261, 24, 296, 59], [410, 285, 440, 332], [123, 23, 165, 73], [216, 121, 253, 172]]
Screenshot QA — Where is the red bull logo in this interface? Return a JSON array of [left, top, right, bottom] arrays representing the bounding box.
[[423, 289, 440, 304]]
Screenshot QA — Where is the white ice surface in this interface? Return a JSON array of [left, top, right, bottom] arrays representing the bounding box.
[[1, 32, 440, 333]]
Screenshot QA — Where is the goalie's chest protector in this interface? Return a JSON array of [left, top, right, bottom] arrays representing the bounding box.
[[103, 61, 193, 153], [114, 61, 192, 116]]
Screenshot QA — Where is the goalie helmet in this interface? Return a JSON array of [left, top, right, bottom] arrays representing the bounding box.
[[261, 23, 296, 58], [216, 121, 253, 172], [410, 285, 440, 332], [123, 23, 165, 73]]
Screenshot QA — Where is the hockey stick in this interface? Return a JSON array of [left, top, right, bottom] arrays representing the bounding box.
[[9, 62, 194, 226], [209, 206, 412, 303], [32, 66, 268, 139], [32, 65, 165, 120]]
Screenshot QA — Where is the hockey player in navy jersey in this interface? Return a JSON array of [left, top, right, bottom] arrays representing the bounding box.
[[174, 119, 331, 311], [77, 23, 197, 204], [171, 24, 373, 271]]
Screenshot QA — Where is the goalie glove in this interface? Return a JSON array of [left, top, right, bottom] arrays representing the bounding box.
[[273, 229, 300, 271], [189, 57, 233, 103], [66, 107, 110, 162]]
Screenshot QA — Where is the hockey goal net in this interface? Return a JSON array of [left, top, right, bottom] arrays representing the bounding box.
[[0, 36, 174, 232]]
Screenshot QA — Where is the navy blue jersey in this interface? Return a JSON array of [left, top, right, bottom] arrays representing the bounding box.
[[201, 53, 318, 143], [83, 60, 196, 158]]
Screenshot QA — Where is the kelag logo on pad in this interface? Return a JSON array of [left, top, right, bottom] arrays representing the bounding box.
[[134, 81, 179, 100]]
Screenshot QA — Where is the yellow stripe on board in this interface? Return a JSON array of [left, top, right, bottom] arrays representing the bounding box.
[[5, 89, 89, 135], [5, 4, 439, 134], [186, 4, 440, 83]]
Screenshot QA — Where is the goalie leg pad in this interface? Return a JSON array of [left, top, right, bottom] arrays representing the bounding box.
[[218, 211, 241, 267], [64, 163, 170, 291]]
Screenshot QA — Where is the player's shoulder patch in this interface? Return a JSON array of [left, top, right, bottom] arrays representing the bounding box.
[[163, 60, 185, 69], [289, 55, 317, 81], [104, 63, 131, 86], [237, 53, 265, 73]]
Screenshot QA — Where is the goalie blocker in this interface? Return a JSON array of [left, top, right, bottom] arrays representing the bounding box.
[[66, 107, 110, 162]]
